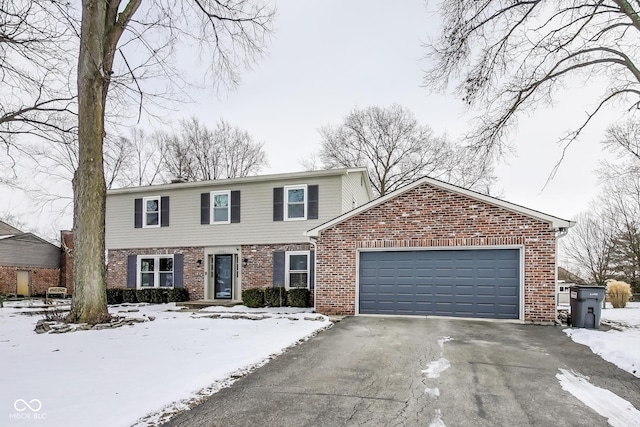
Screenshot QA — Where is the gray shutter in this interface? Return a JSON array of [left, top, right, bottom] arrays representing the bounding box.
[[309, 250, 315, 290], [160, 196, 170, 227], [273, 187, 283, 221], [230, 190, 241, 223], [134, 199, 142, 228], [308, 185, 319, 219], [201, 193, 210, 224], [173, 253, 184, 288], [126, 255, 137, 288], [273, 251, 285, 287]]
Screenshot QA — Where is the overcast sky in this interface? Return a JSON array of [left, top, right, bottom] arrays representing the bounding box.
[[2, 0, 618, 236]]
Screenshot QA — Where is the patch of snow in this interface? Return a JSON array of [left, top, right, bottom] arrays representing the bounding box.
[[563, 302, 640, 378], [429, 409, 446, 427], [437, 336, 453, 349], [0, 301, 331, 426], [422, 358, 451, 379], [556, 369, 640, 427]]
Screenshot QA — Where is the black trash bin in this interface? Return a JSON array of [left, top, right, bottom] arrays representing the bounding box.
[[569, 286, 606, 329]]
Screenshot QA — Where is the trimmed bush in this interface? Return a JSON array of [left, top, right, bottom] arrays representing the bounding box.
[[242, 288, 264, 308], [136, 289, 167, 304], [288, 288, 310, 307], [122, 289, 138, 303], [264, 287, 288, 307], [607, 280, 633, 308], [167, 288, 189, 302], [106, 289, 124, 305]]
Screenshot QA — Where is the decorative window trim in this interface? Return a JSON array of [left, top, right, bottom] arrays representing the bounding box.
[[210, 190, 231, 225], [137, 255, 174, 289], [285, 250, 310, 289], [284, 185, 307, 221], [142, 196, 161, 228]]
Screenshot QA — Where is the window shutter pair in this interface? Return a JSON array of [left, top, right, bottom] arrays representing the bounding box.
[[201, 191, 240, 224], [273, 185, 319, 221], [126, 254, 183, 288], [134, 197, 169, 228], [272, 250, 315, 289]]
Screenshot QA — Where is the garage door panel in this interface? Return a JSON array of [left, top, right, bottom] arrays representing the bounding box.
[[359, 249, 520, 319]]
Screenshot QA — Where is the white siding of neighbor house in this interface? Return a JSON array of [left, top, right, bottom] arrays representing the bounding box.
[[341, 172, 372, 213], [106, 174, 351, 249]]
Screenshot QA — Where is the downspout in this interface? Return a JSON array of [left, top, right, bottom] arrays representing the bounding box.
[[555, 227, 569, 323], [308, 236, 318, 312]]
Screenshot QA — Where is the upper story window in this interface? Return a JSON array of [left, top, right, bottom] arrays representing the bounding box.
[[144, 196, 160, 227], [273, 185, 319, 221], [211, 191, 230, 224], [285, 185, 307, 220], [201, 190, 240, 225], [134, 196, 169, 228]]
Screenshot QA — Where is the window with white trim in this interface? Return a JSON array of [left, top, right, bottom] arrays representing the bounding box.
[[285, 251, 309, 289], [211, 190, 230, 224], [284, 185, 307, 220], [143, 196, 160, 227], [139, 255, 174, 288]]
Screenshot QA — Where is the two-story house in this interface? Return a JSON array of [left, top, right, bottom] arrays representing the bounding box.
[[105, 168, 373, 301]]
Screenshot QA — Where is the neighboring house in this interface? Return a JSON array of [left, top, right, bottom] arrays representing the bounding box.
[[105, 168, 373, 301], [0, 221, 61, 296], [558, 266, 586, 284], [306, 177, 575, 324]]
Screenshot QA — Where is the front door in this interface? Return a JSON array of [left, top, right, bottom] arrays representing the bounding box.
[[17, 270, 29, 296], [214, 254, 233, 299]]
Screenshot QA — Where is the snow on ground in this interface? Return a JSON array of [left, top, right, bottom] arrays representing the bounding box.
[[1, 300, 331, 427], [556, 369, 640, 427], [564, 302, 640, 378]]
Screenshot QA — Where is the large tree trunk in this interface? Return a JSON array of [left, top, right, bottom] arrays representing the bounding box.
[[68, 0, 110, 324]]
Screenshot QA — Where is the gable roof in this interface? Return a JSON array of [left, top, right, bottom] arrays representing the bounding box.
[[0, 220, 22, 236], [107, 167, 373, 198], [306, 176, 575, 237], [0, 232, 60, 248]]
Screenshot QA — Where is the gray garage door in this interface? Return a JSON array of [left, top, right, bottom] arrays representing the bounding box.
[[358, 249, 520, 319]]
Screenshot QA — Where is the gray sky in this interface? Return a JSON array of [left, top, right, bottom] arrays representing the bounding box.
[[2, 0, 616, 236]]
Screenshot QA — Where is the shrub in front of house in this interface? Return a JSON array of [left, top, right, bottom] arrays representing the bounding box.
[[607, 281, 633, 308], [264, 287, 288, 307], [288, 288, 310, 307], [106, 289, 124, 305], [167, 288, 189, 302], [122, 289, 138, 303], [136, 289, 167, 304], [242, 288, 264, 308]]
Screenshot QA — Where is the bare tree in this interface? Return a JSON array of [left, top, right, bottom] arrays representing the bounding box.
[[318, 104, 495, 196], [0, 0, 77, 149], [160, 117, 268, 181], [424, 1, 640, 169], [71, 0, 275, 323], [562, 210, 616, 286], [116, 128, 165, 187]]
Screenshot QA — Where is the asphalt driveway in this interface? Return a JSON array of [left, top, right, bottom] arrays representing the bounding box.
[[163, 316, 640, 426]]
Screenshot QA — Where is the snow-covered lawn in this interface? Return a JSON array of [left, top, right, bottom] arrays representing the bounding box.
[[1, 300, 331, 426], [564, 302, 640, 378], [559, 302, 640, 427]]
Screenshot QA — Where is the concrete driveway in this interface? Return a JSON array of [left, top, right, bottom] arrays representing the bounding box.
[[163, 316, 640, 426]]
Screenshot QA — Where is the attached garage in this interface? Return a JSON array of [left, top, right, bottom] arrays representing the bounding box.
[[307, 176, 574, 324], [358, 249, 520, 319]]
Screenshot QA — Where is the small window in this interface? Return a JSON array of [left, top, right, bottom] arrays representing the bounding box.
[[284, 185, 307, 220], [143, 196, 160, 227], [211, 191, 230, 224], [285, 251, 309, 289], [138, 255, 173, 288]]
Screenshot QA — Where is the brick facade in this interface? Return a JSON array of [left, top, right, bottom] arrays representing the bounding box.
[[241, 243, 312, 289], [314, 183, 559, 324], [107, 247, 205, 300], [0, 266, 60, 296]]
